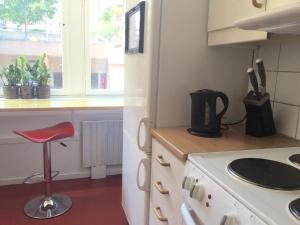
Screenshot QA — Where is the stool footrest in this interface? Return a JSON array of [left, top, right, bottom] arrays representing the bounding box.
[[23, 170, 60, 184]]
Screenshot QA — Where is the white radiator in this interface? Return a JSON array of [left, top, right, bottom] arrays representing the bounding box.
[[82, 120, 123, 178]]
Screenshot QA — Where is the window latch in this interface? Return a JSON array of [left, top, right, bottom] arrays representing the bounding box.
[[60, 142, 67, 147]]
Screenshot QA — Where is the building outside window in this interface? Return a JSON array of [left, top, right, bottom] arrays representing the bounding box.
[[0, 0, 125, 96], [0, 0, 64, 92], [87, 0, 124, 94]]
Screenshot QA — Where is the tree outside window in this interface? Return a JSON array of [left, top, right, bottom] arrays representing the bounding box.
[[0, 0, 63, 90]]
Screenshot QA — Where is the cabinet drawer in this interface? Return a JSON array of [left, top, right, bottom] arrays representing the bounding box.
[[151, 167, 183, 215], [149, 201, 168, 225], [152, 139, 185, 192], [149, 200, 182, 225]]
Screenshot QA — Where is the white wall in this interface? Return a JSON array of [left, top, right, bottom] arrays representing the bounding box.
[[0, 109, 123, 186], [252, 35, 300, 139], [156, 0, 254, 127]]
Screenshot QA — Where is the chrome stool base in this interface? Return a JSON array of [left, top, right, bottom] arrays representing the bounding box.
[[24, 194, 72, 219]]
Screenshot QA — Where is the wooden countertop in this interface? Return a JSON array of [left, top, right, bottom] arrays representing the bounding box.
[[0, 97, 123, 112], [151, 125, 300, 161]]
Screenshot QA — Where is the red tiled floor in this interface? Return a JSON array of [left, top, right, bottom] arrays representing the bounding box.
[[0, 175, 128, 225]]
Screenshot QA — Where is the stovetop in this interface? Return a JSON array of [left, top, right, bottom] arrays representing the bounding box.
[[228, 158, 300, 190], [290, 198, 300, 221], [290, 154, 300, 166], [188, 147, 300, 225]]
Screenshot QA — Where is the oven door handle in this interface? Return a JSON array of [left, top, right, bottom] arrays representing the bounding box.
[[181, 203, 198, 225]]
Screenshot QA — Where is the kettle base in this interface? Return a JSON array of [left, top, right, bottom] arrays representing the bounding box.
[[187, 128, 222, 138]]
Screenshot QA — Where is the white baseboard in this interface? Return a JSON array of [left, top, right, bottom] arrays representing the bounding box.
[[0, 171, 90, 186], [0, 165, 122, 186], [107, 164, 122, 176]]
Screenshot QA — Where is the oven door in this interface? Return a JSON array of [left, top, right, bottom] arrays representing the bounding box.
[[181, 203, 204, 225]]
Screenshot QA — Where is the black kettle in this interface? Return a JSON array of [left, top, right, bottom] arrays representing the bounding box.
[[188, 89, 229, 137]]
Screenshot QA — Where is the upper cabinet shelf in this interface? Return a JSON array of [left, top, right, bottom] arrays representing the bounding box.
[[267, 0, 300, 10], [208, 0, 300, 46], [208, 0, 268, 46]]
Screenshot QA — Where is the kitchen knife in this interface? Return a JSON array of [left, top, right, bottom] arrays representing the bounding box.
[[247, 67, 261, 100], [256, 58, 266, 88]]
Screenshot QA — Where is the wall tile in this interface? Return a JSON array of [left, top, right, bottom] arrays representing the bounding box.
[[257, 41, 280, 71], [255, 37, 300, 137], [275, 72, 300, 105], [265, 72, 277, 101], [273, 103, 299, 138], [279, 41, 300, 72], [296, 115, 300, 140]]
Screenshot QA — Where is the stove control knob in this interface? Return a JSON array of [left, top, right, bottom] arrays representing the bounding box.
[[182, 176, 196, 191], [220, 215, 239, 225], [189, 184, 205, 201]]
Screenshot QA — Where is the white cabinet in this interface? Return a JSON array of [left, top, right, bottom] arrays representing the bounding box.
[[208, 0, 268, 45], [149, 139, 184, 225], [267, 0, 300, 10]]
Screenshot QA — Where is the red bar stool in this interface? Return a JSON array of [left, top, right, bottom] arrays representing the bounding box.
[[14, 122, 74, 219]]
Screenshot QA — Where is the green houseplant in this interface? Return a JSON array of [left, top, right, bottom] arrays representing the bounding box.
[[16, 56, 33, 99], [35, 54, 51, 99], [0, 64, 20, 99]]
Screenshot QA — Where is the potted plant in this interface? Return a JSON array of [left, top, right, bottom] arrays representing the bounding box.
[[16, 56, 33, 99], [0, 65, 20, 99], [35, 54, 51, 99]]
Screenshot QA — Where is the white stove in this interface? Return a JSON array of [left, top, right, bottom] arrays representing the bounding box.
[[181, 147, 300, 225]]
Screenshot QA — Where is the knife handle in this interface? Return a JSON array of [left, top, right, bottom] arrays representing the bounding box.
[[247, 68, 260, 99], [256, 58, 266, 88]]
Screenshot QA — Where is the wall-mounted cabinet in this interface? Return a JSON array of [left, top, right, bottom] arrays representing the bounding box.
[[208, 0, 268, 46], [267, 0, 300, 10]]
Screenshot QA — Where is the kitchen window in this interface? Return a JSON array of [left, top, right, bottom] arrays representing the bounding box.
[[85, 0, 124, 95], [0, 0, 65, 95], [0, 0, 125, 97]]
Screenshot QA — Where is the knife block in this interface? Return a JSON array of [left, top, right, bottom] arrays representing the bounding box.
[[244, 93, 276, 137]]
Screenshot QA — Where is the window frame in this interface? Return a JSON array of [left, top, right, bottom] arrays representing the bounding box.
[[83, 0, 124, 96], [0, 0, 124, 98]]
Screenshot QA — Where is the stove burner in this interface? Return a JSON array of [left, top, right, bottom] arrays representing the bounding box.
[[289, 199, 300, 221], [289, 154, 300, 166], [228, 158, 300, 190]]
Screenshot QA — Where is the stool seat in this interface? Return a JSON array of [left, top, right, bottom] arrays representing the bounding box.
[[14, 122, 74, 143]]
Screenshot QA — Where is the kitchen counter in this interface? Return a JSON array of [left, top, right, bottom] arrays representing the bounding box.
[[0, 97, 123, 112], [151, 125, 300, 161]]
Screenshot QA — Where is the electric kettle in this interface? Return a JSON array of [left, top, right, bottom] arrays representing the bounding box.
[[188, 89, 229, 137]]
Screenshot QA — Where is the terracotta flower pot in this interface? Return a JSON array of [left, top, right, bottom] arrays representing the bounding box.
[[3, 85, 19, 99], [20, 86, 33, 99], [37, 85, 50, 99]]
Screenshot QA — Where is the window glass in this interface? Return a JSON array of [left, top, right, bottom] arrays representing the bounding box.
[[89, 0, 124, 92], [0, 0, 63, 89]]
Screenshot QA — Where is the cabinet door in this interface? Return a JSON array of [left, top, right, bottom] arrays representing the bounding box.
[[267, 0, 300, 10], [208, 0, 266, 32]]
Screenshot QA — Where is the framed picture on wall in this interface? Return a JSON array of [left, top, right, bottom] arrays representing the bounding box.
[[125, 1, 145, 54]]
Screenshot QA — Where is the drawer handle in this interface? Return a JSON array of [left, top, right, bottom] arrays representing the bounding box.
[[154, 207, 168, 222], [252, 0, 263, 8], [156, 155, 170, 167], [155, 181, 169, 195]]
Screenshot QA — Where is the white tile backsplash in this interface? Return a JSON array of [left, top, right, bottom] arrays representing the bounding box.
[[257, 41, 281, 71], [279, 41, 300, 72], [265, 72, 277, 101], [254, 36, 300, 139], [273, 103, 299, 138], [296, 119, 300, 140], [275, 72, 300, 105]]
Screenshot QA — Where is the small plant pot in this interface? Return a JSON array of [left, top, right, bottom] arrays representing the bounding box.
[[20, 86, 33, 99], [3, 85, 18, 99], [37, 85, 50, 99]]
